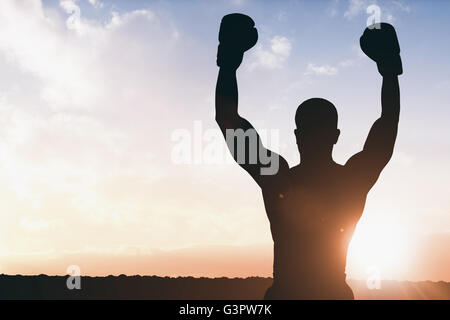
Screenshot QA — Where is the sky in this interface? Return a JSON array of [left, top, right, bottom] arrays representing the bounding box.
[[0, 0, 448, 282]]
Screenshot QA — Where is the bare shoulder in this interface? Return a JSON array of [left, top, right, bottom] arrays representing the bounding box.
[[343, 153, 382, 192]]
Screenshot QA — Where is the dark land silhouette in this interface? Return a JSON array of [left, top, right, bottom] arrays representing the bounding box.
[[0, 275, 448, 300], [216, 15, 402, 299]]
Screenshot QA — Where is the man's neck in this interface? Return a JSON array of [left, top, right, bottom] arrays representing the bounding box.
[[300, 153, 335, 169]]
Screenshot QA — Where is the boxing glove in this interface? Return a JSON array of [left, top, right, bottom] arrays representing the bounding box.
[[360, 23, 403, 76], [217, 13, 258, 69]]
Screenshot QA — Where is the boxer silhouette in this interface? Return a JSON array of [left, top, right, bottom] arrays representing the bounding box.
[[215, 14, 402, 299]]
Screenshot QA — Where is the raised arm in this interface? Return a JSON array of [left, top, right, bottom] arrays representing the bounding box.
[[215, 68, 239, 126], [346, 23, 402, 190], [215, 14, 288, 186]]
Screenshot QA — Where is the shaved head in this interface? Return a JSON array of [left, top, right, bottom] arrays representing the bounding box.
[[295, 98, 338, 130]]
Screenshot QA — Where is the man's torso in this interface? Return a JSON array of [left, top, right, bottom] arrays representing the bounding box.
[[261, 162, 368, 298]]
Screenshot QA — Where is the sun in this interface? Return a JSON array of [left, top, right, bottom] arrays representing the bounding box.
[[346, 218, 413, 280]]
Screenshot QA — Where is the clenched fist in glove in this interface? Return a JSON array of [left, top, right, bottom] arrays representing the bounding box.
[[217, 13, 258, 70], [360, 23, 403, 76]]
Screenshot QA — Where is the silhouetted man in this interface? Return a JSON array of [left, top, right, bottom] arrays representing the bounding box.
[[215, 14, 402, 299]]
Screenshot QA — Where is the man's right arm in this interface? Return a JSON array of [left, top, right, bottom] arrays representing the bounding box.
[[215, 66, 289, 186], [215, 14, 289, 186], [215, 68, 239, 129]]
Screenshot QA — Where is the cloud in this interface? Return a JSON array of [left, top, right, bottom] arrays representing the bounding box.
[[229, 0, 248, 6], [88, 0, 103, 8], [392, 0, 411, 13], [107, 10, 155, 29], [344, 0, 412, 22], [19, 218, 65, 231], [304, 63, 338, 76], [303, 44, 367, 77], [338, 59, 356, 67], [270, 36, 291, 56], [2, 234, 449, 281], [326, 0, 340, 17], [247, 36, 291, 70], [0, 244, 273, 277], [0, 0, 106, 110], [0, 0, 186, 244], [344, 0, 370, 19], [0, 0, 272, 260], [0, 1, 178, 112]]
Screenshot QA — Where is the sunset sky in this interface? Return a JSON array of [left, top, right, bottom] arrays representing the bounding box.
[[0, 0, 448, 282]]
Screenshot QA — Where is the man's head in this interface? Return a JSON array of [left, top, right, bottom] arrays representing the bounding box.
[[294, 98, 340, 158]]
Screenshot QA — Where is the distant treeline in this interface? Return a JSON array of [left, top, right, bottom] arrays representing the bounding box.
[[0, 275, 448, 300]]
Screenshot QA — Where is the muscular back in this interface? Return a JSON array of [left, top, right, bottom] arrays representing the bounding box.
[[262, 162, 371, 299]]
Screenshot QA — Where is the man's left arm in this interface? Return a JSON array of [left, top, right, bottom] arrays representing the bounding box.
[[346, 23, 402, 189]]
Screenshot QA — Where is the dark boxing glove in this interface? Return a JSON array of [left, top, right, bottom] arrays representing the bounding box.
[[217, 13, 258, 69], [360, 23, 403, 76]]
